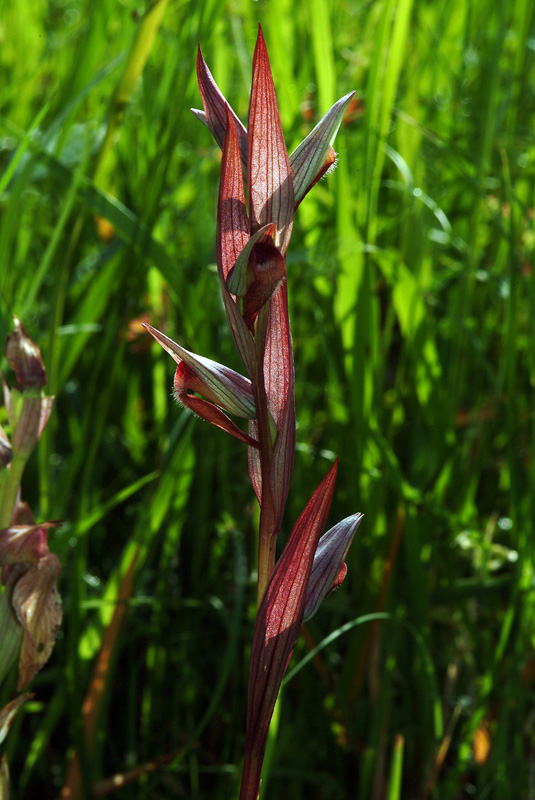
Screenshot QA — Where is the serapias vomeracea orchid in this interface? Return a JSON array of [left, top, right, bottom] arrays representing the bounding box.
[[145, 25, 362, 800]]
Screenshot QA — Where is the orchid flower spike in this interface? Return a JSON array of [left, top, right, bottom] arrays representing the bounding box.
[[146, 26, 361, 800]]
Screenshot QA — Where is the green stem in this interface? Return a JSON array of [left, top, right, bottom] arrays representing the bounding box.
[[0, 452, 29, 528]]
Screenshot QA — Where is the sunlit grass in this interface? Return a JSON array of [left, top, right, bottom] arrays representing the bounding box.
[[1, 0, 534, 798]]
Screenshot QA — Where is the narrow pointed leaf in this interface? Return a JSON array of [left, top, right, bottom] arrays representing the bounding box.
[[217, 111, 256, 377], [303, 512, 364, 621], [269, 369, 295, 531], [289, 91, 355, 205], [247, 25, 294, 245], [194, 47, 248, 170], [245, 27, 296, 441], [217, 110, 250, 283], [240, 461, 338, 800], [262, 281, 295, 522], [144, 324, 256, 418], [264, 282, 293, 429]]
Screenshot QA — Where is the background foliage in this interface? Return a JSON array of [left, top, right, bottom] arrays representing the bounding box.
[[1, 0, 534, 797]]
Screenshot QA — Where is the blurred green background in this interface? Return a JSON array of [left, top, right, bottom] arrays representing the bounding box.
[[1, 0, 534, 798]]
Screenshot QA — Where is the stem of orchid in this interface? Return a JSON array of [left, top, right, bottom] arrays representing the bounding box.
[[257, 509, 277, 607], [253, 305, 274, 462], [0, 452, 28, 527], [239, 753, 263, 800]]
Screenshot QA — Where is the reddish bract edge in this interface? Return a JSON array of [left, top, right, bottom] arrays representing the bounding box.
[[247, 24, 294, 240], [217, 110, 256, 379], [247, 25, 296, 524]]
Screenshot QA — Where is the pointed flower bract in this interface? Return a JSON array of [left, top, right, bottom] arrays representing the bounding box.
[[192, 56, 354, 208], [303, 512, 364, 622]]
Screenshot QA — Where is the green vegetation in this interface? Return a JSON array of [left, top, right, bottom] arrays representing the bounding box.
[[1, 0, 534, 797]]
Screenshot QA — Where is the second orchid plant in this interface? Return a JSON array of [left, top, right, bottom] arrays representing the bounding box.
[[145, 26, 362, 799]]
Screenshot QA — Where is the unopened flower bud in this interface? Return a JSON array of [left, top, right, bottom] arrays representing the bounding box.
[[5, 318, 47, 390]]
